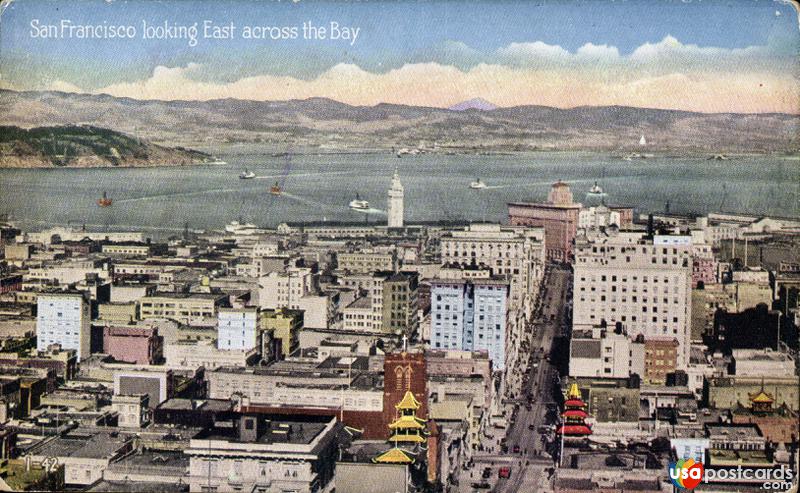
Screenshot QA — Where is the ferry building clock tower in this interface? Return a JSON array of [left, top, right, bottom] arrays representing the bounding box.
[[387, 169, 404, 228]]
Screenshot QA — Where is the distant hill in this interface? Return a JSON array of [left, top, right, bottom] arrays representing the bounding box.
[[0, 89, 797, 153], [448, 98, 498, 111], [0, 125, 211, 168]]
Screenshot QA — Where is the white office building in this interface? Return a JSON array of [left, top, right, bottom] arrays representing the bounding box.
[[257, 266, 313, 310], [573, 230, 693, 368], [430, 278, 509, 370], [36, 293, 91, 361], [217, 307, 259, 351], [387, 168, 404, 228], [440, 223, 544, 315]]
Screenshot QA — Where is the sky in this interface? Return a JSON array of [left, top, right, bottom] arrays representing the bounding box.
[[0, 0, 798, 113]]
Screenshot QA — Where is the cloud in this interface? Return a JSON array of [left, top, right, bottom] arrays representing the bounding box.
[[575, 43, 620, 60], [40, 36, 800, 114], [496, 41, 572, 67]]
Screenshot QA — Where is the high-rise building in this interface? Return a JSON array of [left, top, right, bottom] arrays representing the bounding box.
[[217, 307, 259, 351], [509, 181, 633, 263], [36, 293, 90, 361], [340, 272, 419, 335], [430, 277, 509, 370], [257, 266, 313, 310], [508, 181, 582, 263], [573, 230, 693, 368], [439, 223, 544, 314], [387, 169, 404, 228]]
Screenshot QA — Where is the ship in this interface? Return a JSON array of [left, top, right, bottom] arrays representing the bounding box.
[[469, 179, 488, 190], [224, 221, 260, 235], [270, 182, 282, 195], [622, 152, 654, 160], [586, 182, 606, 197], [239, 169, 256, 179], [349, 193, 369, 210], [97, 191, 113, 207]]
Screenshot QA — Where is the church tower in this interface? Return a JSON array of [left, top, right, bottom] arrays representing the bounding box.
[[387, 169, 404, 228]]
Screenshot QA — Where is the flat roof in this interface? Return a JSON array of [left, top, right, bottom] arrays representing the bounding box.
[[109, 449, 189, 470], [195, 415, 332, 445], [88, 480, 187, 492], [346, 296, 372, 309], [706, 423, 763, 439], [156, 398, 233, 412], [31, 430, 130, 459]]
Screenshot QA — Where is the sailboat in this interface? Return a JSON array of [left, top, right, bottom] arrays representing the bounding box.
[[622, 135, 652, 160], [97, 191, 113, 207], [270, 182, 282, 195]]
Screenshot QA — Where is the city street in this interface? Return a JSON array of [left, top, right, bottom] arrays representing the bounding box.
[[496, 265, 571, 493], [456, 265, 572, 493]]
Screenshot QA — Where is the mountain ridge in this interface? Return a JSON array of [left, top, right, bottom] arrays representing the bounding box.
[[0, 124, 211, 168], [0, 89, 797, 153]]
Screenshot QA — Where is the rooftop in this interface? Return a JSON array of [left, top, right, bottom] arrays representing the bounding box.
[[108, 449, 189, 472], [706, 423, 763, 440], [195, 415, 332, 445], [346, 296, 372, 310], [156, 398, 233, 412], [87, 480, 188, 492], [30, 430, 131, 459]]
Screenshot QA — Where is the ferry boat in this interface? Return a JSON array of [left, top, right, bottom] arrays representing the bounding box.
[[239, 169, 256, 179], [97, 191, 113, 207], [349, 194, 369, 210], [586, 182, 606, 197], [270, 182, 282, 195], [469, 179, 488, 190], [225, 221, 259, 235]]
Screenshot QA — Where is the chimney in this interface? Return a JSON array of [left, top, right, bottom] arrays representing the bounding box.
[[647, 214, 654, 237]]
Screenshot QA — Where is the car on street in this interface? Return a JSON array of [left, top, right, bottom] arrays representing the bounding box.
[[498, 467, 512, 479], [513, 445, 521, 453], [471, 481, 491, 489], [482, 467, 492, 479]]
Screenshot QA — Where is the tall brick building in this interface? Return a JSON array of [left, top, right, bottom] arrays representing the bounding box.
[[509, 181, 632, 263], [508, 181, 582, 263]]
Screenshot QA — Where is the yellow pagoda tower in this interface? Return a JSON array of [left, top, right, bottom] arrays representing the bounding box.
[[374, 390, 427, 464]]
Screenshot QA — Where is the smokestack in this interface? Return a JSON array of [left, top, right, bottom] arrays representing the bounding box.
[[647, 214, 654, 237]]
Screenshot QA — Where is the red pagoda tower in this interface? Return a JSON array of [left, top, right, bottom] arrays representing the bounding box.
[[557, 383, 592, 437]]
